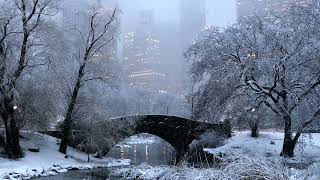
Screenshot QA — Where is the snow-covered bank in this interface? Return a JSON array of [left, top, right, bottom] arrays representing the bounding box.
[[0, 132, 130, 179], [204, 131, 320, 164], [110, 131, 320, 180], [111, 154, 289, 180], [111, 154, 320, 180]]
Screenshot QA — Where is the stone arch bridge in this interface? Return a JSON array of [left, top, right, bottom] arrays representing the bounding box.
[[107, 115, 231, 162], [42, 115, 231, 163]]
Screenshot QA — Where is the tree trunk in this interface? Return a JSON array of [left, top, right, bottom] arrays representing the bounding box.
[[59, 60, 87, 154], [58, 118, 72, 154], [2, 98, 22, 159], [59, 95, 78, 154], [280, 115, 296, 157], [281, 137, 295, 157], [250, 124, 259, 138], [0, 134, 5, 149], [250, 119, 259, 138]]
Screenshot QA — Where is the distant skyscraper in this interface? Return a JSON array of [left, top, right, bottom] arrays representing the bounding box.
[[179, 0, 206, 93], [236, 0, 309, 21], [180, 0, 206, 50], [122, 10, 169, 93]]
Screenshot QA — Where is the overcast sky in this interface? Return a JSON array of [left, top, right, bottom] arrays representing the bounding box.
[[119, 0, 236, 32]]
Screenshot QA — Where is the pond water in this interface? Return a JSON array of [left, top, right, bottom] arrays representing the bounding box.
[[109, 137, 176, 166], [36, 135, 175, 180], [36, 168, 121, 180]]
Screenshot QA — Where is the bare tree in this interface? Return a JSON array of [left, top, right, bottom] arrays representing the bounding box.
[[0, 0, 57, 159], [58, 6, 119, 154]]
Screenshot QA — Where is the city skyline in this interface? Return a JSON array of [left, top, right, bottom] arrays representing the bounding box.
[[122, 10, 170, 93]]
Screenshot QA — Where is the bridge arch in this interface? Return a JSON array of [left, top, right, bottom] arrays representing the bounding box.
[[108, 115, 230, 163], [39, 115, 230, 164], [111, 133, 176, 164]]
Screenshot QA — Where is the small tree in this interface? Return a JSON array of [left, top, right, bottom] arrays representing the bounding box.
[[59, 6, 119, 154]]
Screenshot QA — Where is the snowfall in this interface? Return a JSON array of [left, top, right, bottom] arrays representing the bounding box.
[[1, 131, 320, 180]]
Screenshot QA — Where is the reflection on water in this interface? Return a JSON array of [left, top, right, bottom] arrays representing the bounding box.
[[109, 136, 176, 165], [36, 135, 176, 180], [36, 168, 122, 180]]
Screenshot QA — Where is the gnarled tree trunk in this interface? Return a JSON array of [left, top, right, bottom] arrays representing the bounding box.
[[2, 96, 22, 159]]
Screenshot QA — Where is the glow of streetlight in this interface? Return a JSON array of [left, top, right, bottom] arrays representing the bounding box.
[[13, 106, 18, 110]]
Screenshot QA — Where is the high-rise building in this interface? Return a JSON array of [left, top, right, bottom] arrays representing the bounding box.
[[179, 0, 206, 93], [122, 10, 169, 93], [156, 22, 181, 94], [236, 0, 309, 21], [180, 0, 206, 50]]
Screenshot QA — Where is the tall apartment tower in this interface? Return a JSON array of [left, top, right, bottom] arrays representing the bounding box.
[[237, 0, 309, 21], [180, 0, 206, 50], [122, 10, 169, 93], [179, 0, 206, 93]]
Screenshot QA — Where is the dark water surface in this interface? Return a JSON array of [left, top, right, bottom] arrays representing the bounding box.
[[36, 137, 175, 180], [109, 138, 175, 166], [36, 168, 122, 180]]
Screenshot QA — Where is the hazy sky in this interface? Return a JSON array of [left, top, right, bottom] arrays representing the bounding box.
[[206, 0, 236, 27], [119, 0, 236, 32]]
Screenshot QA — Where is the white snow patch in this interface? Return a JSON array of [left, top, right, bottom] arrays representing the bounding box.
[[0, 132, 130, 179], [111, 131, 320, 180], [111, 154, 289, 180], [204, 131, 320, 164]]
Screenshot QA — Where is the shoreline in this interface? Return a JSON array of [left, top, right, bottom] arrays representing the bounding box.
[[1, 158, 130, 180]]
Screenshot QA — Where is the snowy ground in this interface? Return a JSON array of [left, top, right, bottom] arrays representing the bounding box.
[[204, 131, 320, 164], [2, 131, 320, 180], [111, 131, 320, 180], [0, 132, 130, 179]]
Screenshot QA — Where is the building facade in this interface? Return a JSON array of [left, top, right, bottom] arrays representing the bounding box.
[[122, 10, 169, 93], [179, 0, 206, 94]]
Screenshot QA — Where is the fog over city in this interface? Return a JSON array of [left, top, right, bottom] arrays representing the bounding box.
[[54, 0, 238, 119], [119, 0, 236, 30], [1, 0, 320, 179]]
